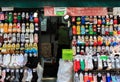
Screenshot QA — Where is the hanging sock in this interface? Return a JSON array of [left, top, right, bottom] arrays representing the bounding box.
[[85, 56, 89, 71], [84, 72, 89, 82], [80, 58, 85, 71], [77, 25, 80, 35], [116, 75, 120, 82], [106, 58, 112, 70], [17, 13, 21, 23], [102, 74, 106, 82], [98, 56, 103, 70], [106, 73, 111, 82], [81, 16, 85, 24], [10, 70, 15, 82], [31, 69, 38, 82], [113, 15, 118, 24], [88, 73, 93, 82], [74, 73, 79, 82], [93, 56, 98, 70], [5, 69, 10, 82], [14, 69, 20, 82], [16, 23, 21, 33], [111, 75, 117, 82], [13, 13, 18, 21], [22, 69, 28, 82], [79, 73, 83, 82], [19, 69, 23, 82], [97, 73, 102, 82], [26, 69, 33, 82], [72, 25, 77, 35], [0, 70, 6, 82], [74, 60, 78, 72], [93, 74, 97, 82], [21, 23, 25, 33]]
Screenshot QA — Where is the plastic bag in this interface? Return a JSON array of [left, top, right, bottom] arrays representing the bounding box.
[[37, 63, 43, 82], [57, 59, 73, 82]]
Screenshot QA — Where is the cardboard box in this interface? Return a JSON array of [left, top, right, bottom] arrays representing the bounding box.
[[41, 43, 51, 58]]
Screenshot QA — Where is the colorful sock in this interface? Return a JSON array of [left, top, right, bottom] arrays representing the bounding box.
[[111, 75, 117, 82], [106, 73, 111, 82], [84, 72, 89, 82]]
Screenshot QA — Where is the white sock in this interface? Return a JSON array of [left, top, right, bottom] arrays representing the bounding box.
[[23, 53, 28, 65], [9, 54, 15, 68], [30, 33, 34, 43], [12, 33, 16, 43], [79, 73, 83, 82], [22, 23, 25, 33], [26, 23, 30, 33], [26, 69, 33, 82], [30, 23, 34, 33], [21, 33, 25, 43], [17, 33, 20, 43], [0, 55, 3, 65], [25, 33, 29, 43]]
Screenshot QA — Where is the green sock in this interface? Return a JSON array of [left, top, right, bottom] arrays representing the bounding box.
[[80, 59, 85, 71]]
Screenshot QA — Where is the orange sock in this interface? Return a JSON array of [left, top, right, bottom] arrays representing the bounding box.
[[3, 23, 8, 33], [13, 23, 17, 33]]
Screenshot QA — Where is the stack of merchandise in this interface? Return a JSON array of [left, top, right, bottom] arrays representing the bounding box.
[[71, 15, 120, 82], [0, 11, 40, 82]]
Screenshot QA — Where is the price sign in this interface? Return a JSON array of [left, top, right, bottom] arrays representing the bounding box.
[[62, 49, 73, 61], [54, 7, 67, 16]]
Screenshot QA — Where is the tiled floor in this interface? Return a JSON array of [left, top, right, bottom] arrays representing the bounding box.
[[42, 77, 56, 82]]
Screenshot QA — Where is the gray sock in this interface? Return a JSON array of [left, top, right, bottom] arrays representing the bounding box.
[[14, 69, 20, 82]]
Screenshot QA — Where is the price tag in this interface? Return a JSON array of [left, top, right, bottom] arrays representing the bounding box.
[[11, 70, 14, 72], [62, 49, 73, 61], [6, 69, 10, 72], [100, 55, 108, 60], [54, 7, 67, 16], [20, 69, 23, 73], [16, 69, 19, 72]]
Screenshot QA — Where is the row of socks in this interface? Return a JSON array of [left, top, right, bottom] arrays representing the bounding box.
[[74, 55, 120, 72], [1, 53, 25, 68], [0, 42, 38, 54], [72, 35, 120, 46], [3, 12, 39, 23], [0, 22, 39, 33], [0, 33, 38, 43], [0, 68, 38, 82], [74, 72, 120, 82], [25, 53, 38, 68], [25, 43, 38, 54], [71, 15, 119, 25], [72, 45, 120, 55], [72, 24, 120, 35]]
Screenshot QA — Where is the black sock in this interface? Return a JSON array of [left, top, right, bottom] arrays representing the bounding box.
[[31, 69, 38, 82], [19, 69, 23, 82], [5, 69, 11, 82]]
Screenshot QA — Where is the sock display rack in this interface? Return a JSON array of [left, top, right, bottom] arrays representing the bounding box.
[[71, 15, 120, 82], [0, 8, 40, 82]]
